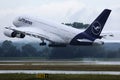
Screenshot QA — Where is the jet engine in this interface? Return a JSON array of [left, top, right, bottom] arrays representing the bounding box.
[[15, 33, 25, 38], [4, 29, 25, 38]]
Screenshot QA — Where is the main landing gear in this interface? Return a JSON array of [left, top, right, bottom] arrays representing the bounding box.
[[39, 42, 46, 46], [39, 39, 46, 46]]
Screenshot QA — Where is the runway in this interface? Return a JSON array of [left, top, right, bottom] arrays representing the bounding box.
[[0, 70, 119, 75], [0, 60, 120, 65], [0, 60, 120, 72], [0, 60, 120, 75]]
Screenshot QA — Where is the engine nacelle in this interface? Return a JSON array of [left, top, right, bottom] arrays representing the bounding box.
[[15, 33, 25, 38], [4, 29, 16, 38], [92, 39, 104, 46], [4, 30, 25, 38]]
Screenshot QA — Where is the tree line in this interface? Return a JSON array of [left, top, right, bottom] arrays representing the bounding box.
[[0, 40, 120, 59]]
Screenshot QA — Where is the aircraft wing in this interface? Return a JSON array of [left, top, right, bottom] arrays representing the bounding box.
[[100, 32, 114, 38], [5, 26, 64, 43]]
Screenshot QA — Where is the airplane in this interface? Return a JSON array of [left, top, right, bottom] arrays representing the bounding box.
[[4, 9, 111, 47]]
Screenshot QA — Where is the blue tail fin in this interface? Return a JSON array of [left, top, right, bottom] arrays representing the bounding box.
[[84, 9, 111, 40], [70, 9, 111, 45]]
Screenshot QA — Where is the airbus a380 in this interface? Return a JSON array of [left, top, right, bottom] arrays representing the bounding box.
[[4, 9, 111, 47]]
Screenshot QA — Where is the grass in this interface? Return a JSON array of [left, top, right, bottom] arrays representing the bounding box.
[[0, 74, 120, 80], [0, 65, 120, 71]]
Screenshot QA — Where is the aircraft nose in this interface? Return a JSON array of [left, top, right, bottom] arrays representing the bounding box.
[[13, 17, 21, 27]]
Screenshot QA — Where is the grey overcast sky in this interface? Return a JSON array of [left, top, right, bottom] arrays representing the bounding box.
[[0, 0, 120, 41]]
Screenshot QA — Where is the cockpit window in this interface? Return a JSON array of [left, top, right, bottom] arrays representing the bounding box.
[[18, 17, 32, 25]]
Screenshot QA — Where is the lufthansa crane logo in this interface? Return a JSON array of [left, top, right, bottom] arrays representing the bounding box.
[[91, 21, 102, 35]]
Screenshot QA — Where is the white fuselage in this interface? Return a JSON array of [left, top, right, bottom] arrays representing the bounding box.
[[13, 16, 81, 44]]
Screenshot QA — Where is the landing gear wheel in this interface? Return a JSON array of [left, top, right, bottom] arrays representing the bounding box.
[[39, 42, 46, 46]]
